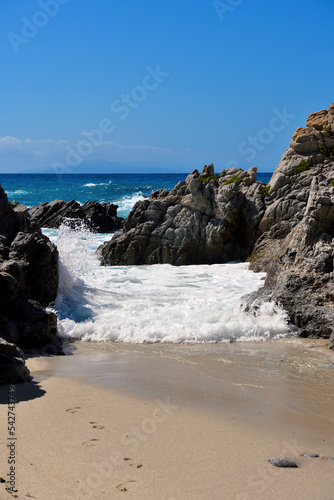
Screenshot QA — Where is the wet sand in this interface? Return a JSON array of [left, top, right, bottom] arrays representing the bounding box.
[[0, 339, 333, 499]]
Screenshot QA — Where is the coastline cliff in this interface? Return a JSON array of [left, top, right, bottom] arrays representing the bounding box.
[[247, 102, 334, 348]]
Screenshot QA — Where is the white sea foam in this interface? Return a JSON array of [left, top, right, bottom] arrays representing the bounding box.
[[83, 181, 112, 187], [6, 189, 28, 196], [48, 225, 292, 344], [113, 192, 145, 218], [80, 189, 144, 217]]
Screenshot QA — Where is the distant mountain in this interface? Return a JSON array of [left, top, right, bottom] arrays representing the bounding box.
[[23, 159, 192, 174]]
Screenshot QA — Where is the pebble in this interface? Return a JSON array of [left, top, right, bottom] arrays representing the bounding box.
[[303, 453, 319, 458], [267, 458, 298, 468]]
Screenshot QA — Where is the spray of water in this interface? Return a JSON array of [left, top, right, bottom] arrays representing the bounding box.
[[51, 223, 292, 343]]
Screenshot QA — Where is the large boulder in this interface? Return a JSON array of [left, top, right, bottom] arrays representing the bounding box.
[[247, 102, 334, 347], [28, 199, 124, 232], [0, 186, 62, 383], [99, 165, 266, 265]]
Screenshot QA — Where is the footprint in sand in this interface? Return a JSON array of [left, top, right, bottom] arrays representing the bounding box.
[[66, 407, 82, 414], [116, 480, 137, 492], [82, 439, 101, 447], [123, 458, 144, 469], [89, 421, 106, 429]]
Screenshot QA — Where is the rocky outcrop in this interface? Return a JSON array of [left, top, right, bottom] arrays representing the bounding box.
[[0, 186, 62, 383], [99, 102, 334, 349], [28, 199, 124, 232], [99, 165, 266, 265], [247, 102, 334, 348], [0, 339, 30, 384]]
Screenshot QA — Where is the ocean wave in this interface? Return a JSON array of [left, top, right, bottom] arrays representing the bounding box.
[[52, 225, 293, 344], [115, 192, 145, 215], [6, 189, 28, 196], [83, 181, 112, 187]]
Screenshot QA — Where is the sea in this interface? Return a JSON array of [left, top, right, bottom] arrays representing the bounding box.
[[0, 172, 293, 345]]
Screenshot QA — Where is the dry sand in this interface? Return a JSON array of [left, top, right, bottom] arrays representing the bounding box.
[[0, 339, 334, 500]]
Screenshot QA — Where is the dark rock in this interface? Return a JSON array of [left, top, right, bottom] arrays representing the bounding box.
[[0, 338, 30, 384], [99, 165, 265, 266], [267, 458, 298, 468], [0, 185, 62, 383], [29, 199, 124, 232]]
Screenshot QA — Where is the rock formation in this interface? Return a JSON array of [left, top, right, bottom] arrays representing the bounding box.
[[247, 102, 334, 348], [99, 165, 266, 265], [28, 199, 124, 232], [99, 101, 334, 349], [0, 187, 62, 383]]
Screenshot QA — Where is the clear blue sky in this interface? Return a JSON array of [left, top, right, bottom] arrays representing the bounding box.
[[1, 0, 333, 173]]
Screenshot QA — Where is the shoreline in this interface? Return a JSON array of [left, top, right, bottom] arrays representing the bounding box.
[[1, 339, 334, 499]]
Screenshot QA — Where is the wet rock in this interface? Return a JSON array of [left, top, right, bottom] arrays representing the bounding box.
[[28, 199, 124, 232], [0, 184, 62, 383]]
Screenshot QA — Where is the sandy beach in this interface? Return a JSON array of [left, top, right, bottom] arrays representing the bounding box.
[[0, 339, 334, 500]]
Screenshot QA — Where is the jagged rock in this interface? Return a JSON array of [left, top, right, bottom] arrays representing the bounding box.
[[99, 165, 265, 266], [0, 338, 30, 384], [28, 199, 124, 232], [247, 102, 334, 348], [0, 185, 62, 383]]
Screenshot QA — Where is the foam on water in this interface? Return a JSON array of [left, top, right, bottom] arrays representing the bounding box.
[[83, 181, 112, 187], [47, 225, 292, 344], [114, 192, 145, 217], [6, 189, 28, 196]]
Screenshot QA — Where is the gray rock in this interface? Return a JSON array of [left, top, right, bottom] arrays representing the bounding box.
[[99, 165, 264, 266], [267, 458, 298, 468], [248, 101, 334, 349], [303, 453, 319, 458]]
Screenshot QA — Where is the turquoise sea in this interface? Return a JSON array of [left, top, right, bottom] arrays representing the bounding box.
[[0, 172, 272, 219]]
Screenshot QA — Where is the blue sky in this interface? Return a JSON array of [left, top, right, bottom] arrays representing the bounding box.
[[1, 0, 334, 173]]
